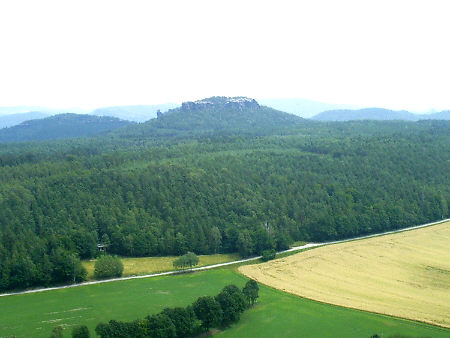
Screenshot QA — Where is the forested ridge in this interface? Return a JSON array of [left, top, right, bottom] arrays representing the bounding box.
[[0, 113, 133, 143], [0, 98, 449, 292]]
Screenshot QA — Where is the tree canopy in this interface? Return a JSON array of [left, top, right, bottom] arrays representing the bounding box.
[[71, 325, 90, 338], [173, 252, 199, 270]]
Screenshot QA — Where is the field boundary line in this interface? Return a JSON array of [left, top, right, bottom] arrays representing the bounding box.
[[0, 218, 448, 297]]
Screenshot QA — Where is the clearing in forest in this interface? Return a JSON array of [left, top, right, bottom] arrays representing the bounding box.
[[82, 253, 239, 279], [239, 221, 450, 328]]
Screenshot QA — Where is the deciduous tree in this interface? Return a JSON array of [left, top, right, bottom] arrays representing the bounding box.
[[243, 279, 259, 306], [192, 296, 222, 331], [94, 255, 123, 279], [173, 251, 199, 270], [71, 325, 90, 338]]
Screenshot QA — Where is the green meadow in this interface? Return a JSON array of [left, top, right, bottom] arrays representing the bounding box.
[[219, 283, 450, 338], [0, 269, 448, 338]]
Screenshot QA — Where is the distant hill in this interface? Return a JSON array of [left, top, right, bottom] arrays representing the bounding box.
[[312, 108, 450, 121], [258, 98, 358, 118], [0, 106, 49, 115], [312, 108, 416, 121], [0, 114, 133, 143], [114, 96, 305, 139], [0, 106, 90, 116], [92, 103, 180, 122], [424, 110, 450, 120], [0, 111, 50, 128]]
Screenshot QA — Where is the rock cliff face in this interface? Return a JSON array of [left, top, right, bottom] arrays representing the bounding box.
[[180, 96, 260, 112]]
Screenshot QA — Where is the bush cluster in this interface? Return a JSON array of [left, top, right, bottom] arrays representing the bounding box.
[[94, 255, 124, 279], [261, 249, 276, 261]]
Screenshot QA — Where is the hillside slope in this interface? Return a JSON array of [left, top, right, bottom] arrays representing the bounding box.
[[0, 111, 50, 128], [0, 114, 133, 143], [114, 96, 305, 139]]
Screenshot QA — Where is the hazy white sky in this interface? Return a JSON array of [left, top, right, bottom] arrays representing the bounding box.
[[0, 0, 449, 111]]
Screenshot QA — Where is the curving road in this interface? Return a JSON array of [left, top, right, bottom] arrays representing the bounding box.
[[1, 218, 448, 298]]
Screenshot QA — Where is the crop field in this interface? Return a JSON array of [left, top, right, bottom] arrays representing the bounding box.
[[82, 253, 239, 279], [0, 269, 448, 337], [240, 221, 450, 328]]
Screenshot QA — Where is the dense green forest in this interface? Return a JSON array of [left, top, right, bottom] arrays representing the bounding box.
[[0, 98, 449, 291]]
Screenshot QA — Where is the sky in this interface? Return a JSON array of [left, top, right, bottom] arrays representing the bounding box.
[[0, 0, 449, 112]]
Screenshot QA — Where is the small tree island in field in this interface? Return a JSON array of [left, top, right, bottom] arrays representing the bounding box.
[[94, 255, 124, 279], [173, 252, 199, 270]]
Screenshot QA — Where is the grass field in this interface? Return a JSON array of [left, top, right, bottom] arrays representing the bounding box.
[[82, 253, 239, 279], [0, 269, 245, 337], [240, 221, 450, 328], [0, 269, 448, 337], [219, 282, 450, 338]]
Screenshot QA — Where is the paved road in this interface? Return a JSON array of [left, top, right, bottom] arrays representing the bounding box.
[[1, 218, 448, 298]]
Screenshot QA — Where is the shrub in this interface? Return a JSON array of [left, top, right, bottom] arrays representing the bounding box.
[[50, 326, 63, 338], [94, 255, 124, 279], [261, 249, 276, 261], [72, 325, 90, 338]]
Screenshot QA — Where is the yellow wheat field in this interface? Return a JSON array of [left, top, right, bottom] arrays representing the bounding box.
[[240, 221, 450, 328]]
